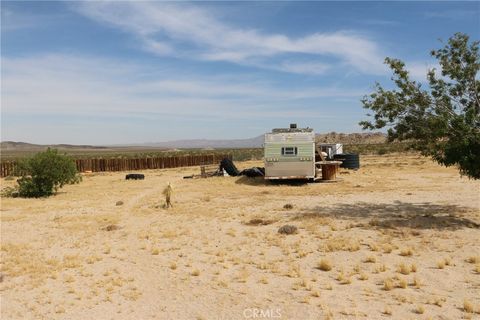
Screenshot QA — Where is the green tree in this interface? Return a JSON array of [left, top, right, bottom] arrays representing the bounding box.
[[360, 33, 480, 179], [15, 148, 81, 197]]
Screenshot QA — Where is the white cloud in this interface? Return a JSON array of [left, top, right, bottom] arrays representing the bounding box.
[[2, 54, 366, 118], [74, 2, 386, 75], [405, 61, 440, 82]]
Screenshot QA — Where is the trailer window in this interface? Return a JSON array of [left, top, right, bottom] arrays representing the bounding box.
[[281, 147, 297, 156]]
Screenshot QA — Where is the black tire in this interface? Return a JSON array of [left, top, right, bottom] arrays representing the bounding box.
[[126, 173, 145, 180], [333, 153, 360, 169], [220, 158, 240, 176]]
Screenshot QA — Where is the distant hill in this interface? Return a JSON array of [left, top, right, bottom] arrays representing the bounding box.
[[1, 132, 386, 153]]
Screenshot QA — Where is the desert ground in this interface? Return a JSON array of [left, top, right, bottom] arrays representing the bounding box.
[[1, 154, 479, 320]]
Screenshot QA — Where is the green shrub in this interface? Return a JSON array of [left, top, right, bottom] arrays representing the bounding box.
[[15, 148, 81, 197]]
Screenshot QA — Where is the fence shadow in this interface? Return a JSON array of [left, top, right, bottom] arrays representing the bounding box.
[[292, 201, 479, 230]]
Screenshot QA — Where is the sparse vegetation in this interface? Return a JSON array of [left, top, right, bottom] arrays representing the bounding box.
[[317, 259, 332, 271], [384, 278, 394, 291]]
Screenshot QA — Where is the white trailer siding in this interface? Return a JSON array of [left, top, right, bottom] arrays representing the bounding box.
[[264, 131, 316, 179]]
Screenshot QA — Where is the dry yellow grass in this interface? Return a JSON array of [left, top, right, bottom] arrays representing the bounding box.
[[383, 278, 394, 291], [317, 258, 332, 271], [464, 300, 474, 313], [415, 304, 425, 314], [1, 154, 478, 320]]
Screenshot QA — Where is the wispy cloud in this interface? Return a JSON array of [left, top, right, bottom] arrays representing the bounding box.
[[74, 2, 386, 75], [2, 54, 366, 118]]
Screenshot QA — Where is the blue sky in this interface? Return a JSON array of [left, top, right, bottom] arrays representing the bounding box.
[[1, 1, 479, 144]]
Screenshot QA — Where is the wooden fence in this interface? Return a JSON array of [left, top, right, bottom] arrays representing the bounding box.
[[0, 154, 231, 178]]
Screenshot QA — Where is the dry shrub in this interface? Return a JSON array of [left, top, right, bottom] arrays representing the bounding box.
[[399, 248, 413, 256], [364, 256, 376, 263], [283, 203, 294, 210], [397, 263, 411, 275], [278, 225, 298, 235], [358, 272, 369, 281], [102, 224, 120, 231], [191, 269, 200, 276], [437, 260, 445, 269], [464, 300, 474, 313], [384, 278, 394, 291], [412, 276, 422, 288], [415, 305, 425, 314], [398, 278, 407, 289], [336, 271, 351, 284], [317, 259, 332, 271], [246, 218, 273, 226], [383, 306, 392, 315], [324, 236, 360, 252], [466, 256, 479, 264]]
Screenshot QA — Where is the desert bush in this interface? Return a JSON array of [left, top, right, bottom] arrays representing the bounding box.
[[15, 148, 81, 197], [278, 225, 298, 235]]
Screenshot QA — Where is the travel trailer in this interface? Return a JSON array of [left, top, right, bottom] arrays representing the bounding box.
[[264, 124, 316, 180]]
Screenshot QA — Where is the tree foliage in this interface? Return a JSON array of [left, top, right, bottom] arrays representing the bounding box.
[[15, 148, 81, 197], [360, 33, 480, 179]]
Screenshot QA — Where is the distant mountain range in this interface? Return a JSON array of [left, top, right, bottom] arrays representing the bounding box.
[[1, 132, 386, 151]]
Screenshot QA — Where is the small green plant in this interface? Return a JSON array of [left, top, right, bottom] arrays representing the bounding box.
[[15, 148, 81, 197]]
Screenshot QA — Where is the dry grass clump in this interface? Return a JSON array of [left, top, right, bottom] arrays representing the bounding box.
[[437, 260, 445, 269], [415, 305, 425, 314], [475, 264, 480, 274], [412, 276, 422, 288], [383, 278, 394, 291], [169, 262, 177, 270], [398, 278, 407, 289], [336, 271, 351, 285], [191, 269, 200, 276], [317, 258, 332, 271], [245, 218, 273, 226], [358, 272, 369, 281], [382, 306, 392, 315], [324, 237, 360, 252], [375, 264, 387, 273], [397, 263, 412, 275], [466, 256, 480, 264], [399, 248, 413, 256], [151, 248, 160, 255], [383, 244, 393, 254], [283, 203, 294, 210], [364, 255, 376, 263], [463, 300, 475, 314], [102, 224, 120, 231]]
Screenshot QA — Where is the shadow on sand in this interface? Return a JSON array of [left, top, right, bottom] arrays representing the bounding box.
[[293, 201, 479, 230], [234, 176, 309, 186]]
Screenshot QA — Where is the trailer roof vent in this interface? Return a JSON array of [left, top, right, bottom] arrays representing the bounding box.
[[290, 123, 297, 129]]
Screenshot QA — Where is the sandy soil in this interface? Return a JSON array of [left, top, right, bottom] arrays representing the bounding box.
[[1, 154, 479, 320]]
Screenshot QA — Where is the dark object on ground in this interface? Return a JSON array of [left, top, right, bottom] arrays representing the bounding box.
[[278, 225, 298, 235], [126, 174, 145, 180], [183, 175, 194, 179], [239, 167, 265, 177], [246, 218, 274, 226], [283, 203, 294, 210], [220, 158, 240, 176], [102, 224, 120, 231], [116, 201, 124, 206], [333, 153, 360, 169]]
